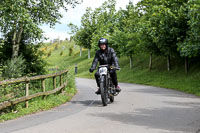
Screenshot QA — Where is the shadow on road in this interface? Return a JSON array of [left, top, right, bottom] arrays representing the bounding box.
[[127, 87, 198, 98], [89, 104, 200, 133], [70, 100, 103, 107]]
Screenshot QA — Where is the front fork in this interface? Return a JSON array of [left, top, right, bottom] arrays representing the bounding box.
[[99, 75, 108, 93], [107, 73, 119, 96]]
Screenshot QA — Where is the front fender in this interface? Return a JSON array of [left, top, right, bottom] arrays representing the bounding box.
[[100, 75, 105, 83]]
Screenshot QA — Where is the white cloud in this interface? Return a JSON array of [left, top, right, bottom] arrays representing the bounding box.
[[42, 0, 140, 42], [41, 24, 70, 42], [43, 31, 70, 41], [61, 0, 135, 25]]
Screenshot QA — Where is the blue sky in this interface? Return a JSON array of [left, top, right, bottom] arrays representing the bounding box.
[[41, 0, 140, 42]]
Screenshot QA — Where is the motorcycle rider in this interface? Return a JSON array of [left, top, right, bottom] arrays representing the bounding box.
[[89, 38, 121, 94]]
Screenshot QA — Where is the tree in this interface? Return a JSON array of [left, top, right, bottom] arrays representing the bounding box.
[[1, 31, 47, 75], [138, 0, 188, 71], [137, 16, 161, 71], [69, 7, 98, 59], [90, 0, 117, 50], [0, 0, 80, 59], [177, 0, 200, 73], [111, 2, 140, 69], [68, 0, 117, 59], [67, 23, 83, 56], [80, 7, 97, 59]]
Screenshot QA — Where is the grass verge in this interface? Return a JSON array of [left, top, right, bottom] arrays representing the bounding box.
[[75, 53, 200, 97], [0, 86, 76, 122]]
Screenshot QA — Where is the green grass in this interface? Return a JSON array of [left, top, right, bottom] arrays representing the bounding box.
[[0, 40, 78, 122], [75, 52, 200, 97], [0, 70, 77, 122], [124, 56, 200, 95], [47, 41, 200, 97], [44, 40, 95, 77], [34, 40, 200, 97], [48, 41, 200, 96], [117, 56, 200, 95], [0, 88, 76, 122]]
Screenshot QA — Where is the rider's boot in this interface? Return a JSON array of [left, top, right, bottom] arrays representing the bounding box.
[[115, 85, 121, 92], [95, 88, 101, 95]]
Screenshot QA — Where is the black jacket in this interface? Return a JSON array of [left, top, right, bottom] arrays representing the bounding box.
[[90, 47, 119, 70]]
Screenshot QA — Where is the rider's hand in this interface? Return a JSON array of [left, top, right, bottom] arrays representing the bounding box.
[[89, 68, 94, 73]]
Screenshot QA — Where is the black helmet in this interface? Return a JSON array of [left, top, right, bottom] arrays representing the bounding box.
[[98, 38, 108, 47]]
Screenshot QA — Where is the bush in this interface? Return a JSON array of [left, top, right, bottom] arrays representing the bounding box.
[[66, 71, 76, 91], [47, 51, 52, 57], [1, 32, 47, 76], [2, 55, 26, 79], [69, 47, 73, 56], [60, 51, 63, 56], [0, 83, 25, 102]]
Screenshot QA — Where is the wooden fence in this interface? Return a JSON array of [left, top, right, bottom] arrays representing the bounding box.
[[0, 69, 69, 110]]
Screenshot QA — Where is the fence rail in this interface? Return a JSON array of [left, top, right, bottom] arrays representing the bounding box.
[[0, 69, 69, 110]]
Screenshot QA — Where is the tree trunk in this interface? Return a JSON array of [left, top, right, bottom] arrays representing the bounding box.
[[129, 54, 133, 69], [167, 55, 171, 71], [80, 47, 82, 57], [17, 24, 23, 44], [149, 53, 152, 71], [12, 28, 17, 59], [12, 23, 23, 59], [185, 56, 189, 74], [88, 49, 90, 59]]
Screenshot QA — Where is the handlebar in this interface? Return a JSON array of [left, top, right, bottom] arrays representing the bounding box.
[[98, 65, 120, 70]]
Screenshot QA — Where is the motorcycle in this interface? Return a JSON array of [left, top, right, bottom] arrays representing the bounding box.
[[98, 65, 120, 106]]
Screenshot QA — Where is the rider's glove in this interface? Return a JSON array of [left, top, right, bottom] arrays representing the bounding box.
[[89, 68, 94, 73]]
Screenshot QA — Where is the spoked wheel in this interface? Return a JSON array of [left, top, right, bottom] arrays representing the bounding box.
[[100, 76, 108, 106], [109, 82, 115, 103]]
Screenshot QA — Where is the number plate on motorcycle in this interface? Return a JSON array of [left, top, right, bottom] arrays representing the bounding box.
[[99, 67, 107, 75]]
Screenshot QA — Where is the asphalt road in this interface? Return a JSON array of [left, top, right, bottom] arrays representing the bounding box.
[[0, 78, 200, 133]]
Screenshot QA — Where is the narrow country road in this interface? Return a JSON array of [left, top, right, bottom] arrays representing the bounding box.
[[0, 78, 200, 133]]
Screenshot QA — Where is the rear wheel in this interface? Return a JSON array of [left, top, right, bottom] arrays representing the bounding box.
[[109, 80, 115, 103], [109, 82, 115, 103], [100, 76, 108, 106]]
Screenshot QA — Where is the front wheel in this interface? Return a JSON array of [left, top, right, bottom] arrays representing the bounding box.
[[100, 76, 108, 106]]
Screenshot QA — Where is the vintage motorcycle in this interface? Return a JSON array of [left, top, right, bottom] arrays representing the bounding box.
[[98, 65, 120, 106]]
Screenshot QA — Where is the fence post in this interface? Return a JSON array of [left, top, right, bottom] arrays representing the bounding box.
[[75, 64, 78, 74], [42, 79, 46, 99], [60, 75, 63, 93], [0, 69, 69, 111], [25, 77, 29, 108], [53, 76, 56, 89]]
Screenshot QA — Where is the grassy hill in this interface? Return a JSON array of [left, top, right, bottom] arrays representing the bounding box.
[[44, 40, 200, 96]]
